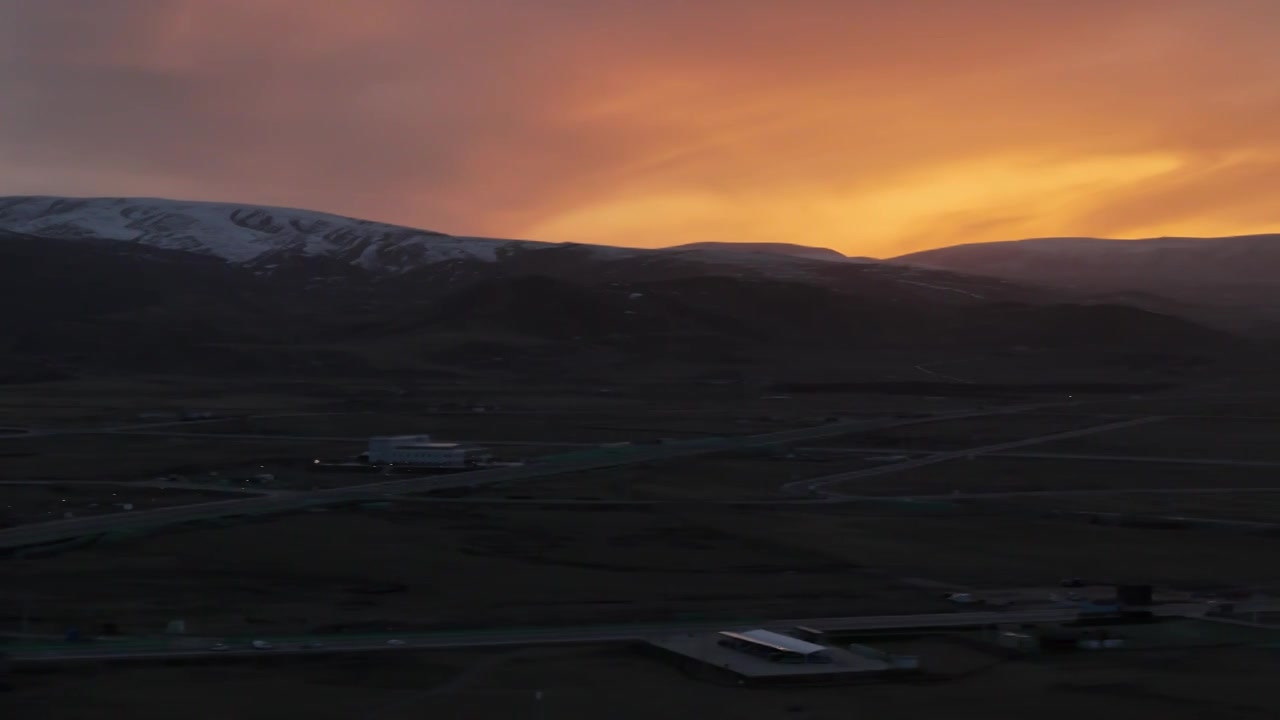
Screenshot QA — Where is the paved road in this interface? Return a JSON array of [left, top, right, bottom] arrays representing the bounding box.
[[391, 495, 830, 507], [913, 361, 976, 385], [0, 411, 365, 441], [802, 446, 1280, 470], [386, 485, 1280, 509], [107, 431, 369, 442], [1054, 509, 1280, 530], [0, 478, 271, 491], [990, 451, 1280, 468], [782, 416, 1166, 498], [6, 604, 1213, 665], [103, 430, 598, 448], [884, 487, 1280, 501], [0, 404, 1054, 549]]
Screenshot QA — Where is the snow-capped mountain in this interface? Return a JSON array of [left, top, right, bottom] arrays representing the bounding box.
[[0, 196, 895, 279], [0, 196, 592, 272], [0, 197, 1249, 380], [0, 195, 1078, 313]]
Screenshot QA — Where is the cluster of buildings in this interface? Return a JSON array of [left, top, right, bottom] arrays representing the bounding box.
[[642, 586, 1226, 687]]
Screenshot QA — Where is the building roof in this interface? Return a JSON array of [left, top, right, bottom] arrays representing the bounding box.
[[718, 629, 828, 656], [376, 437, 462, 449]]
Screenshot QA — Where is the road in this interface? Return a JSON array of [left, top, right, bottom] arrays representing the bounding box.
[[1054, 509, 1280, 530], [913, 361, 976, 384], [102, 430, 596, 447], [0, 479, 285, 500], [0, 404, 1062, 549], [883, 487, 1280, 501], [0, 411, 369, 441], [366, 485, 1280, 510], [781, 416, 1166, 497], [5, 604, 1216, 665], [801, 446, 1280, 470]]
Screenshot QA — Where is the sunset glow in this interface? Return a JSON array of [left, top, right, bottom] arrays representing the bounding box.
[[2, 0, 1278, 257]]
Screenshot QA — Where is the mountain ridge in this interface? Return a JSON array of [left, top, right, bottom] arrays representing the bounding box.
[[0, 195, 1262, 382], [893, 234, 1280, 334], [894, 234, 1280, 282], [0, 195, 1045, 304]]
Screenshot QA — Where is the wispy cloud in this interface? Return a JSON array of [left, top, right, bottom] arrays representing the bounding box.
[[1, 0, 1277, 256]]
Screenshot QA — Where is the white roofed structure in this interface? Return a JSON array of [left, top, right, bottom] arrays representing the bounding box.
[[366, 435, 491, 469], [718, 630, 829, 657]]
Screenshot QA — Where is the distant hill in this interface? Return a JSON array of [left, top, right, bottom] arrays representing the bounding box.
[[663, 241, 866, 263], [894, 235, 1280, 334], [0, 196, 1252, 383], [895, 235, 1280, 287], [0, 196, 1046, 304]]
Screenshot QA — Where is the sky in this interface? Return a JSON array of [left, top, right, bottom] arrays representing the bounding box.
[[1, 0, 1278, 257]]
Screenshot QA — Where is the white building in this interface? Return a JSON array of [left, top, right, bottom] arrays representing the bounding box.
[[366, 435, 490, 469]]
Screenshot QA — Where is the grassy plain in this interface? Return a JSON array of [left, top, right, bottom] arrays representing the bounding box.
[[1035, 417, 1280, 461], [976, 491, 1280, 523], [0, 483, 250, 527], [810, 412, 1116, 451], [829, 457, 1280, 497], [0, 504, 951, 638], [464, 452, 890, 500], [0, 435, 361, 481]]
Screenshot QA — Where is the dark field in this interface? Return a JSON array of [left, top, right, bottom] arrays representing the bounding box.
[[0, 504, 953, 638], [724, 506, 1280, 589], [828, 457, 1280, 497], [0, 376, 972, 430], [0, 378, 345, 429], [974, 490, 1280, 523], [5, 380, 1280, 718], [8, 643, 1280, 720], [0, 483, 251, 528], [1052, 387, 1280, 419], [464, 451, 893, 500], [8, 501, 1280, 641], [1036, 417, 1280, 461], [810, 411, 1116, 451], [194, 410, 801, 443], [0, 434, 363, 481]]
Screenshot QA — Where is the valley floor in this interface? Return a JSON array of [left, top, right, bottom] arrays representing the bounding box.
[[4, 375, 1280, 717]]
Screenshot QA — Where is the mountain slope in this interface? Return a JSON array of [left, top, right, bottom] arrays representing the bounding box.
[[0, 196, 1049, 306], [0, 231, 1236, 381], [894, 235, 1280, 334], [664, 241, 866, 263], [0, 196, 1252, 383], [895, 235, 1280, 297], [0, 195, 572, 272]]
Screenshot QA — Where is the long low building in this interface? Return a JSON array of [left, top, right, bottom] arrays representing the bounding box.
[[646, 628, 919, 684], [366, 435, 492, 469], [717, 629, 834, 664]]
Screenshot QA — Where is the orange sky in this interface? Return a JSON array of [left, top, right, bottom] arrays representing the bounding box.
[[1, 0, 1278, 257]]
